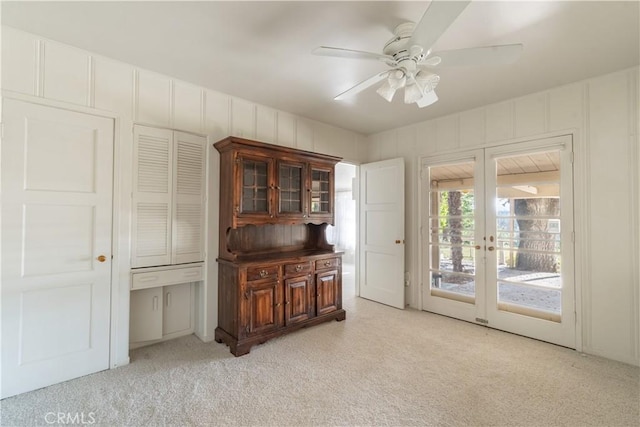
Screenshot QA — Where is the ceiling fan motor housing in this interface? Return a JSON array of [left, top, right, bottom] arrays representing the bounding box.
[[384, 23, 421, 57]]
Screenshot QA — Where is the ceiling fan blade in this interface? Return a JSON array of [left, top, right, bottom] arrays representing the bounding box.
[[432, 44, 524, 67], [416, 90, 438, 108], [313, 46, 395, 64], [334, 71, 390, 101], [408, 0, 471, 52]]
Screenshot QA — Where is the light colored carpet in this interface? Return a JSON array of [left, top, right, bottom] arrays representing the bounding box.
[[1, 271, 638, 426]]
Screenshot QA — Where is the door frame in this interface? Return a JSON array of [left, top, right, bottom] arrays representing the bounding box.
[[2, 91, 131, 368], [417, 130, 583, 352], [331, 161, 361, 298]]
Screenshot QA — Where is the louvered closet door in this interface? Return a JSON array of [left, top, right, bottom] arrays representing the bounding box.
[[132, 126, 173, 267], [172, 132, 206, 264]]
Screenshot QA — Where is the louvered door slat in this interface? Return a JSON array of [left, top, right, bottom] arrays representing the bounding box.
[[175, 204, 202, 256], [137, 134, 171, 193], [172, 132, 206, 264], [136, 203, 170, 256], [132, 126, 173, 267]]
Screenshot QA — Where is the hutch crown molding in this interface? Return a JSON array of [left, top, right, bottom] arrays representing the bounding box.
[[214, 137, 346, 356]]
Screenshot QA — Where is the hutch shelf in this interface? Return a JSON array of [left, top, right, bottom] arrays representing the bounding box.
[[214, 137, 345, 356]]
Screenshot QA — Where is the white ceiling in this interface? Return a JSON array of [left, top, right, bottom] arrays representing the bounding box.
[[2, 1, 639, 135]]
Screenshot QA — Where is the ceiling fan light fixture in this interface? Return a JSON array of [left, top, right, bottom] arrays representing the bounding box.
[[415, 70, 440, 93], [388, 70, 406, 89], [376, 80, 397, 102], [404, 81, 423, 104], [416, 90, 439, 108]]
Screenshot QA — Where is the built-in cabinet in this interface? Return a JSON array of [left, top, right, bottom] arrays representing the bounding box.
[[131, 126, 206, 268], [214, 137, 345, 356], [129, 281, 196, 349], [129, 263, 202, 348], [129, 125, 207, 349]]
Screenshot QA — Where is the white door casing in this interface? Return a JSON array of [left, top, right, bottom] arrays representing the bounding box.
[[1, 99, 114, 398], [359, 158, 405, 309]]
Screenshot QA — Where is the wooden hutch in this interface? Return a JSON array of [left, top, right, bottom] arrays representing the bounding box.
[[214, 137, 345, 356]]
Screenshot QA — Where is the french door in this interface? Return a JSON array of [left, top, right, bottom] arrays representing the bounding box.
[[421, 135, 575, 348]]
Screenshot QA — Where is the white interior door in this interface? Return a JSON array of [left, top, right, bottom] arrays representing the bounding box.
[[421, 136, 575, 348], [1, 99, 114, 398], [359, 158, 405, 309]]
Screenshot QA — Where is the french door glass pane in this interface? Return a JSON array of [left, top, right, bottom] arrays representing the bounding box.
[[494, 150, 562, 320], [428, 161, 477, 302]]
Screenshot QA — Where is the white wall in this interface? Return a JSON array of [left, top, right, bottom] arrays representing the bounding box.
[[365, 66, 640, 366], [1, 26, 368, 368]]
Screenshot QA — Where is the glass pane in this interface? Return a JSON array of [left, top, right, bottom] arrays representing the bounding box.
[[428, 160, 477, 303], [311, 169, 330, 213], [494, 150, 562, 319], [278, 164, 303, 213], [243, 168, 254, 185], [241, 159, 270, 213], [255, 199, 267, 212]]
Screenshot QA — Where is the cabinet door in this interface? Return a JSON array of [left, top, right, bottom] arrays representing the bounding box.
[[242, 280, 280, 337], [316, 269, 340, 316], [172, 132, 206, 264], [132, 126, 173, 267], [308, 164, 334, 223], [163, 283, 193, 337], [236, 153, 274, 223], [277, 161, 305, 219], [284, 275, 313, 324], [130, 287, 163, 342]]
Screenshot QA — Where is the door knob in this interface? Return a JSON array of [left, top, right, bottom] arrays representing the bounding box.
[[96, 255, 107, 262]]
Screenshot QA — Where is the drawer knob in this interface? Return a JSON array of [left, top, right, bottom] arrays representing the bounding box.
[[295, 264, 303, 272], [324, 261, 331, 266], [259, 269, 268, 278]]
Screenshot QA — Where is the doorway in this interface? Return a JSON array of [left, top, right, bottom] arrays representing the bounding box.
[[421, 135, 575, 347], [328, 162, 357, 297]]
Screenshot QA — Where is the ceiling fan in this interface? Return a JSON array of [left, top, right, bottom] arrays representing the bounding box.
[[313, 0, 523, 108]]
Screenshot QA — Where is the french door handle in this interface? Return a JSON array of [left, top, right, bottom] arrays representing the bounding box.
[[487, 246, 495, 251], [474, 245, 481, 250]]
